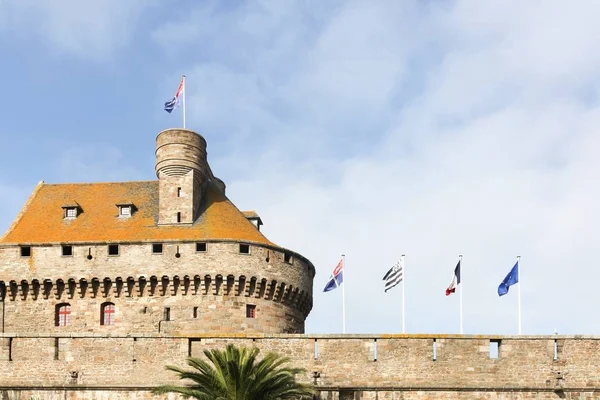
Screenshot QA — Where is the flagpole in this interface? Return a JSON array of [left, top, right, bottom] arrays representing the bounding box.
[[459, 254, 463, 334], [401, 254, 406, 334], [517, 255, 522, 335], [182, 75, 186, 129], [342, 254, 346, 334]]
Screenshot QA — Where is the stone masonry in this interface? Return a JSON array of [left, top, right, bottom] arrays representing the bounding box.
[[0, 334, 598, 399]]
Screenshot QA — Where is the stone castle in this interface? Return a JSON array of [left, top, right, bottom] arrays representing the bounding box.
[[0, 129, 598, 399]]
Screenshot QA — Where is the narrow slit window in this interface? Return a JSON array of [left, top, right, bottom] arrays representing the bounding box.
[[246, 304, 256, 318], [314, 339, 318, 360], [61, 245, 73, 257], [196, 242, 207, 252], [554, 339, 559, 361], [177, 187, 182, 197], [432, 339, 437, 361], [20, 246, 31, 257], [54, 338, 60, 360], [193, 307, 199, 319], [373, 339, 378, 362], [490, 339, 501, 359], [177, 212, 181, 223], [108, 244, 119, 256], [164, 307, 171, 321], [152, 243, 163, 254], [239, 244, 250, 254]]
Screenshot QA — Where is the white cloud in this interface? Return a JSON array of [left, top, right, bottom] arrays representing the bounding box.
[[0, 0, 154, 59], [8, 0, 590, 336]]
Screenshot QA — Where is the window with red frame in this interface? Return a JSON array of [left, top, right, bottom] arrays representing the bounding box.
[[246, 304, 256, 318], [101, 302, 115, 326], [56, 303, 71, 327]]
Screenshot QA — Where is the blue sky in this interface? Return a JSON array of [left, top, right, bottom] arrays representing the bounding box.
[[1, 0, 600, 335]]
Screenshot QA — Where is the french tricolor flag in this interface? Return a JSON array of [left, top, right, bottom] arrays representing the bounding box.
[[445, 260, 461, 296]]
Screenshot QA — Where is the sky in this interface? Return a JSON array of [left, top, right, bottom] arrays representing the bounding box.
[[1, 0, 599, 336]]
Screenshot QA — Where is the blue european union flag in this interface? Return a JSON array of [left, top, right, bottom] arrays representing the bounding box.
[[498, 262, 519, 296]]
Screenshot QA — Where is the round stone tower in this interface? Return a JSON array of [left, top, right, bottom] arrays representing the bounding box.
[[0, 127, 314, 335], [154, 128, 224, 225], [155, 128, 209, 180]]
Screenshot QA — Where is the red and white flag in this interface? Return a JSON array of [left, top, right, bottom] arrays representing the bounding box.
[[446, 260, 461, 296]]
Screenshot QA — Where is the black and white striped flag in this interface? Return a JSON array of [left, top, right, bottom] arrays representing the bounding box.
[[383, 260, 403, 292]]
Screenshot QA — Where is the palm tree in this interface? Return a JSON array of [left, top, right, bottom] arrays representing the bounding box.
[[153, 343, 314, 400]]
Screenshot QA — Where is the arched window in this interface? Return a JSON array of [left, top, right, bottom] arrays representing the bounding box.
[[55, 303, 71, 327], [101, 302, 116, 326]]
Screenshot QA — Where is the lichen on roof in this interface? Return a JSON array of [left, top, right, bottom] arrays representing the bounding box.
[[0, 181, 276, 247]]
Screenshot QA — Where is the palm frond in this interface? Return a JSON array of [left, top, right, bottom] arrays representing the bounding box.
[[155, 344, 314, 400]]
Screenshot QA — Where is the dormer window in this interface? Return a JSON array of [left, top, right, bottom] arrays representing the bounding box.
[[116, 203, 135, 218], [243, 211, 263, 232], [62, 203, 81, 219]]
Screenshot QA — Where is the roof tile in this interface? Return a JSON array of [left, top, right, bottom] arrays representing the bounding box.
[[0, 181, 276, 246]]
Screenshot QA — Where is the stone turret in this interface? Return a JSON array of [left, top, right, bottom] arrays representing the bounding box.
[[155, 128, 224, 225]]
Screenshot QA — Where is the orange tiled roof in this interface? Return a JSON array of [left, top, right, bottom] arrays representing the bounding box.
[[242, 211, 260, 219], [0, 181, 276, 246]]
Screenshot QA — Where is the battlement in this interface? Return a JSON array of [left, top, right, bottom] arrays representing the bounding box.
[[0, 334, 597, 399], [0, 240, 313, 335]]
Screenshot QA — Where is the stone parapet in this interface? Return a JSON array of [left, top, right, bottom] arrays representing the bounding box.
[[0, 335, 596, 399]]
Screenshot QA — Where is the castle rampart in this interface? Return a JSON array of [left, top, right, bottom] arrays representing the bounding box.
[[0, 241, 312, 334], [0, 334, 597, 399]]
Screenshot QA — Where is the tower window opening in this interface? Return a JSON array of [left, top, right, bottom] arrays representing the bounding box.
[[373, 339, 378, 362], [177, 187, 182, 197], [193, 307, 199, 318], [239, 244, 250, 254], [177, 212, 181, 223], [490, 339, 501, 359], [108, 244, 119, 256], [196, 242, 207, 252], [61, 245, 73, 257], [246, 304, 256, 318], [56, 303, 71, 327], [554, 339, 559, 361], [20, 246, 31, 257], [152, 243, 163, 254], [101, 302, 115, 326], [284, 252, 292, 264], [433, 339, 437, 361], [164, 307, 171, 321]]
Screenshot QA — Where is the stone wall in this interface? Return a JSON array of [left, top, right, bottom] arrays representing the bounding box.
[[0, 241, 313, 334], [0, 334, 597, 399]]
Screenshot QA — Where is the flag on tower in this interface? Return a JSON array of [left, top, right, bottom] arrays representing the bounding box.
[[164, 76, 185, 113], [323, 259, 344, 292], [446, 260, 461, 296], [498, 261, 519, 296], [383, 260, 403, 292]]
